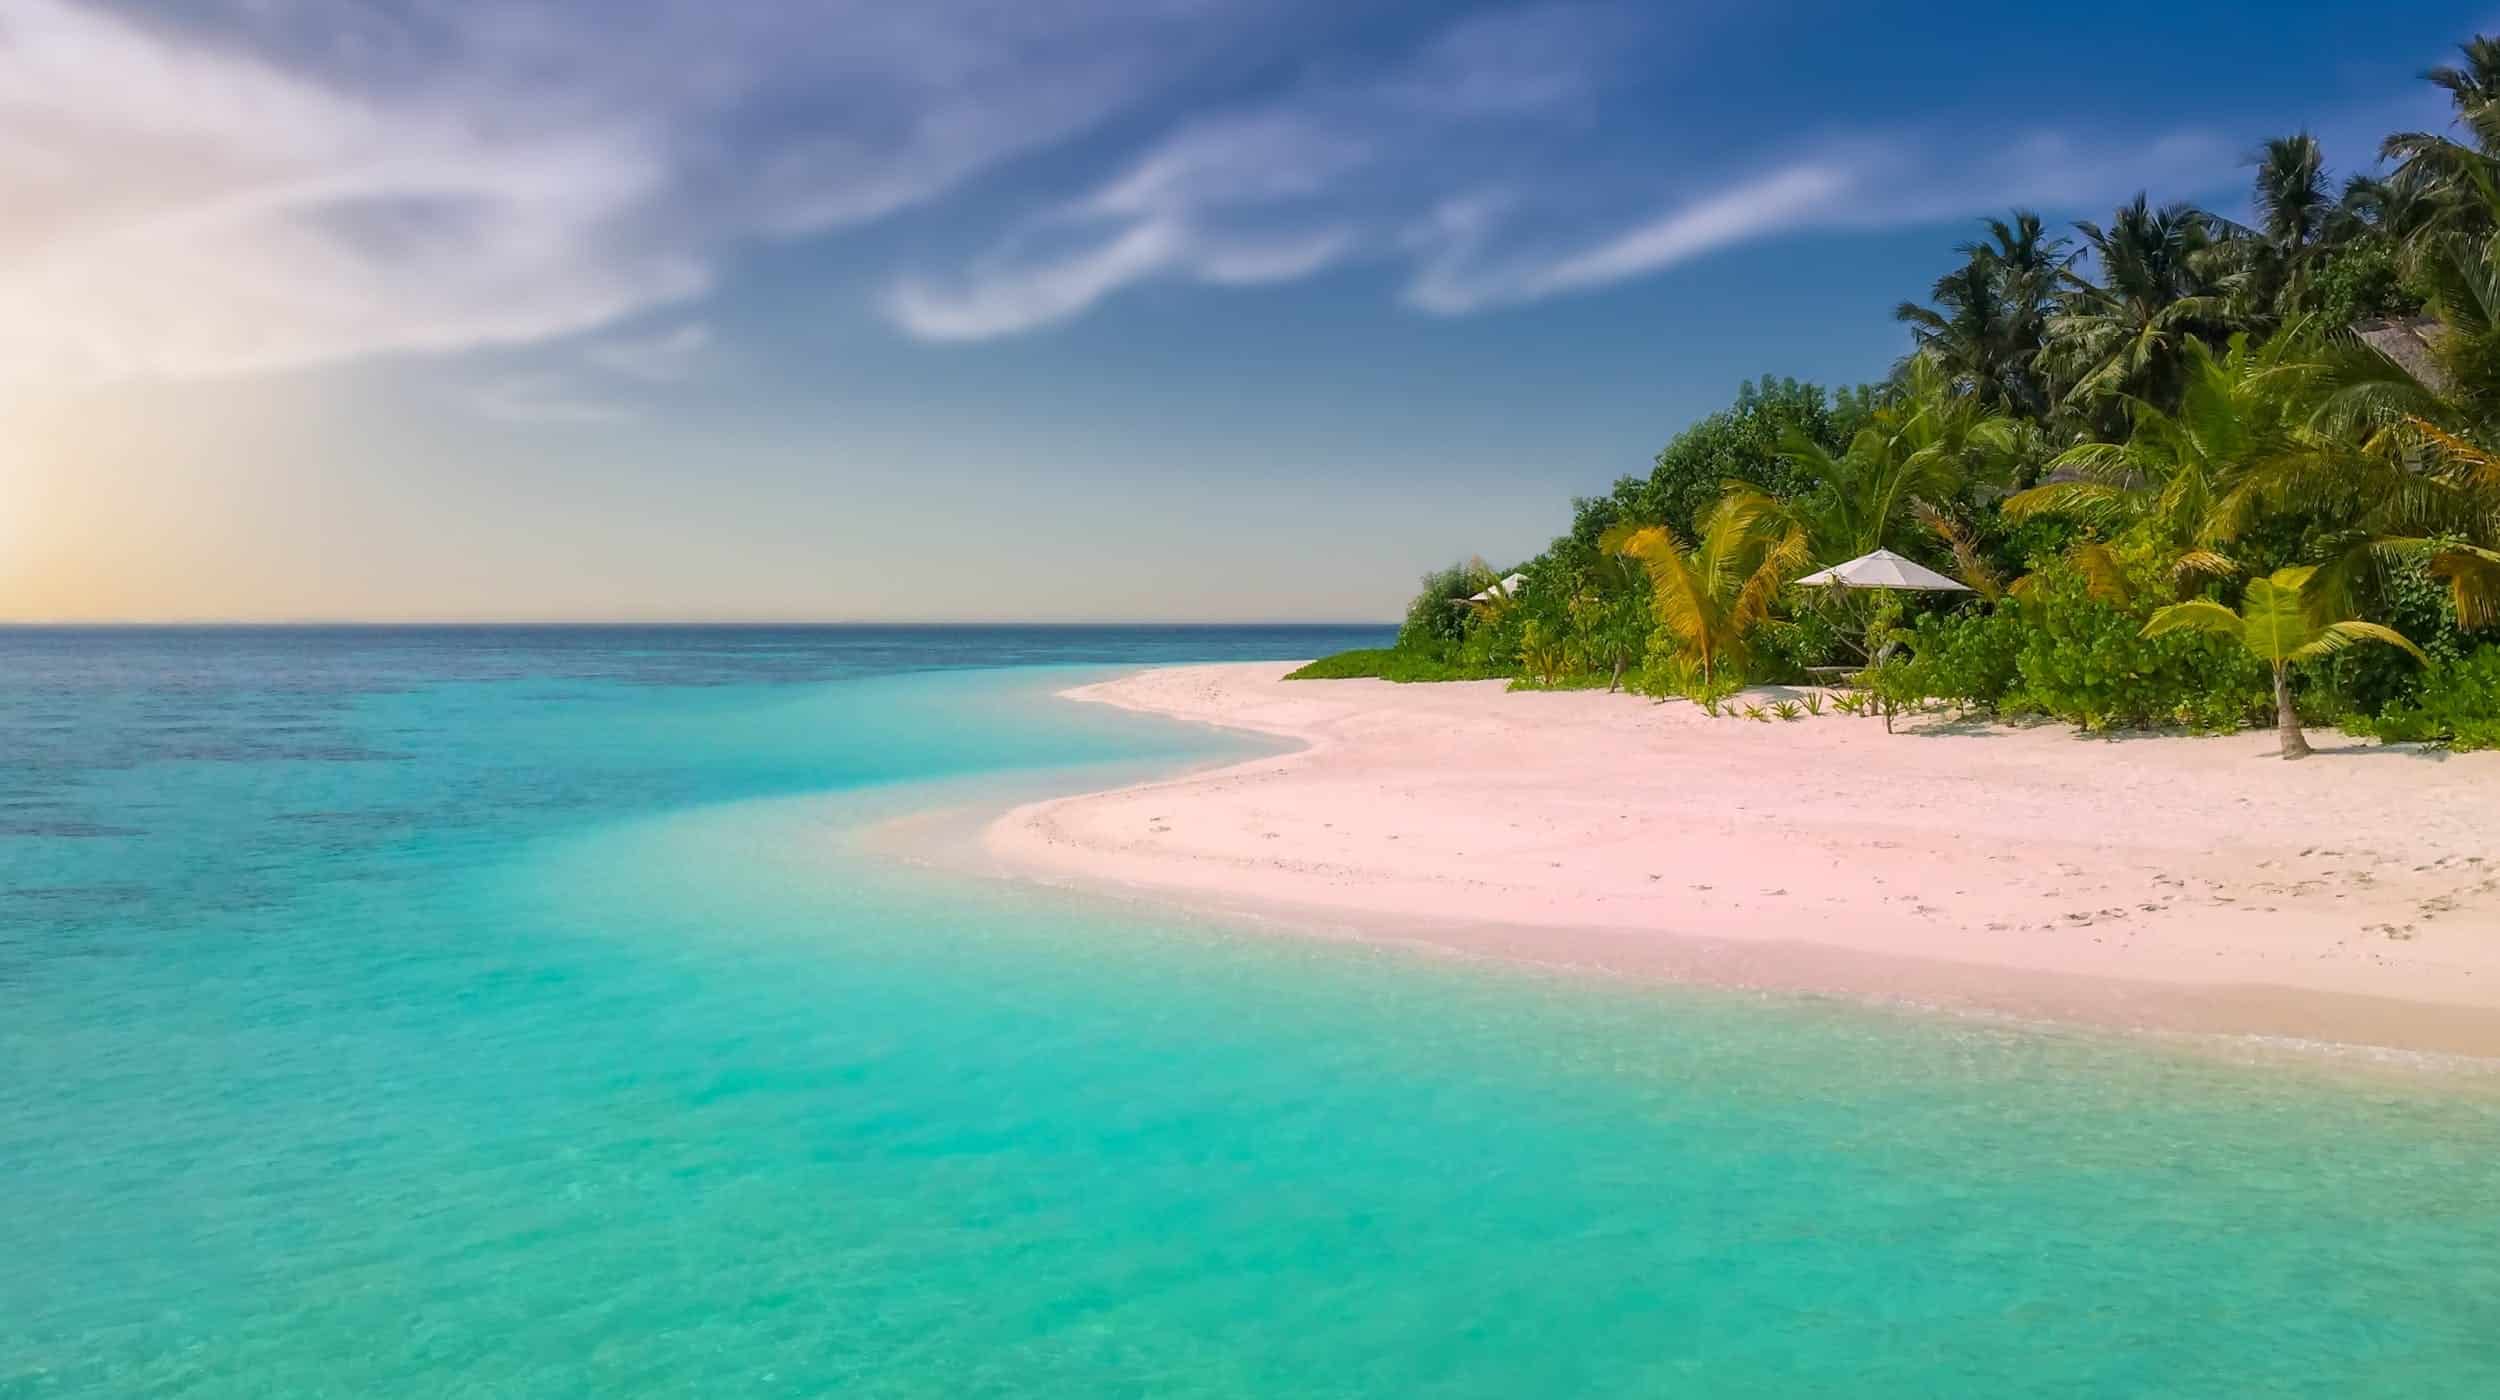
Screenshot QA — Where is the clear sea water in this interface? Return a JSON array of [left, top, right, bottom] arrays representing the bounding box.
[[4, 626, 2498, 1398]]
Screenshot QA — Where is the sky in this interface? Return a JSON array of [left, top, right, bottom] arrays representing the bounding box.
[[2, 0, 2493, 622]]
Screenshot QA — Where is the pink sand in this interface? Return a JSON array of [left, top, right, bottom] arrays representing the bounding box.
[[981, 662, 2500, 1057]]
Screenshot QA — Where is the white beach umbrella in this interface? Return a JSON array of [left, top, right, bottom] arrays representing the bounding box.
[[1463, 573, 1528, 604], [1793, 549, 1970, 592]]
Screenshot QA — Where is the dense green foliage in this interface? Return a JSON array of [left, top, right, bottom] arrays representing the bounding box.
[[1314, 36, 2500, 752], [1902, 556, 2270, 731], [1284, 649, 1505, 682], [1624, 376, 1863, 542], [2354, 646, 2500, 749]]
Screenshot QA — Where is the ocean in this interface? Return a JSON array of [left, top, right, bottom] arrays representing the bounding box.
[[4, 626, 2496, 1397]]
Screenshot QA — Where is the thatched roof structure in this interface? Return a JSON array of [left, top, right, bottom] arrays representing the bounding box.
[[2355, 316, 2448, 393]]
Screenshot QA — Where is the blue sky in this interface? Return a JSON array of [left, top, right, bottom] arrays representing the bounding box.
[[2, 0, 2490, 621]]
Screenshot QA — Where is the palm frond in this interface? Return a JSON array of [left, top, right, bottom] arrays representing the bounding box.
[[2070, 542, 2136, 606], [2141, 599, 2244, 643], [2429, 545, 2500, 630], [2170, 549, 2241, 587], [2290, 621, 2431, 666], [2001, 480, 2124, 522], [2407, 416, 2500, 491], [1914, 502, 2004, 601]]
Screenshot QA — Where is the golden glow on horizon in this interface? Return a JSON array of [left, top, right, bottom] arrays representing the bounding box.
[[0, 377, 1421, 626]]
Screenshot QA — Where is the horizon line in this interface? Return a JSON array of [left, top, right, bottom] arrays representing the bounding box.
[[0, 618, 1401, 630]]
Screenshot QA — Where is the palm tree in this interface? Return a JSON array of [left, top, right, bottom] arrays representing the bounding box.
[[2142, 566, 2427, 758], [2340, 167, 2442, 245], [2212, 134, 2356, 325], [2288, 259, 2500, 625], [1603, 490, 1810, 688], [2344, 417, 2500, 630], [1896, 211, 2072, 417], [2254, 134, 2336, 254], [1778, 357, 2026, 561], [2381, 38, 2500, 245], [2006, 328, 2326, 578], [2045, 196, 2237, 423], [2426, 36, 2500, 153]]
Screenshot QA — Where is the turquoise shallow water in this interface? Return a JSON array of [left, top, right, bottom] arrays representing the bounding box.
[[4, 627, 2498, 1397]]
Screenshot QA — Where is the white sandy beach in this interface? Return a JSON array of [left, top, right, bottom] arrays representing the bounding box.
[[982, 662, 2500, 1056]]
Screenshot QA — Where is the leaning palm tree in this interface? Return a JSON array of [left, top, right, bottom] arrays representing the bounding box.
[[2142, 567, 2427, 759], [1603, 489, 1809, 688]]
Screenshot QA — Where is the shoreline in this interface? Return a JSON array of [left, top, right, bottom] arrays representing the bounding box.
[[960, 661, 2500, 1061]]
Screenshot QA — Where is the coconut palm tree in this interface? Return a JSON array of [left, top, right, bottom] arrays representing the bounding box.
[[2426, 36, 2500, 153], [1895, 211, 2071, 417], [2142, 566, 2427, 758], [1778, 357, 2026, 561], [2292, 414, 2500, 631], [1603, 490, 1810, 688], [2380, 39, 2500, 246], [2044, 196, 2237, 423], [2211, 134, 2360, 325], [2340, 168, 2443, 244], [2005, 328, 2326, 579], [2254, 134, 2336, 254]]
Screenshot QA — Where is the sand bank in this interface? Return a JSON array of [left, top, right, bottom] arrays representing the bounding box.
[[978, 662, 2500, 1057]]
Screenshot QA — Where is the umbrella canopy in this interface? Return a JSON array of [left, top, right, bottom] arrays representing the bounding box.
[[1793, 549, 1970, 592], [1463, 573, 1527, 604]]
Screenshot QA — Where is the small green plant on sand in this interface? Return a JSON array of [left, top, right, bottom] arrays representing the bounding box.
[[1741, 703, 1770, 722], [1771, 699, 1804, 721], [1861, 656, 1927, 734], [2142, 566, 2428, 759]]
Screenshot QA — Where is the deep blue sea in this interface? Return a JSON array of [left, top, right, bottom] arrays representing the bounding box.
[[5, 626, 2498, 1397]]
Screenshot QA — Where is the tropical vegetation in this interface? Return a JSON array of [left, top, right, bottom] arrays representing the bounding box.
[[1305, 37, 2500, 755]]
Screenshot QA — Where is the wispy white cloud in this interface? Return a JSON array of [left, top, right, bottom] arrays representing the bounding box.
[[0, 0, 1282, 385], [2, 0, 2332, 377], [872, 0, 2290, 344], [881, 5, 1623, 341], [1404, 164, 1854, 315], [0, 0, 702, 384], [887, 222, 1189, 343]]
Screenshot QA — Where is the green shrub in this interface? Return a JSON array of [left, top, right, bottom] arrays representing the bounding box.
[[1284, 649, 1505, 682], [2310, 234, 2425, 328], [1889, 553, 2266, 730], [1901, 607, 2025, 707], [2355, 646, 2500, 750], [2002, 566, 2268, 730], [1394, 561, 1495, 655], [1516, 619, 1568, 686], [1754, 608, 1847, 682], [2309, 550, 2472, 722]]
